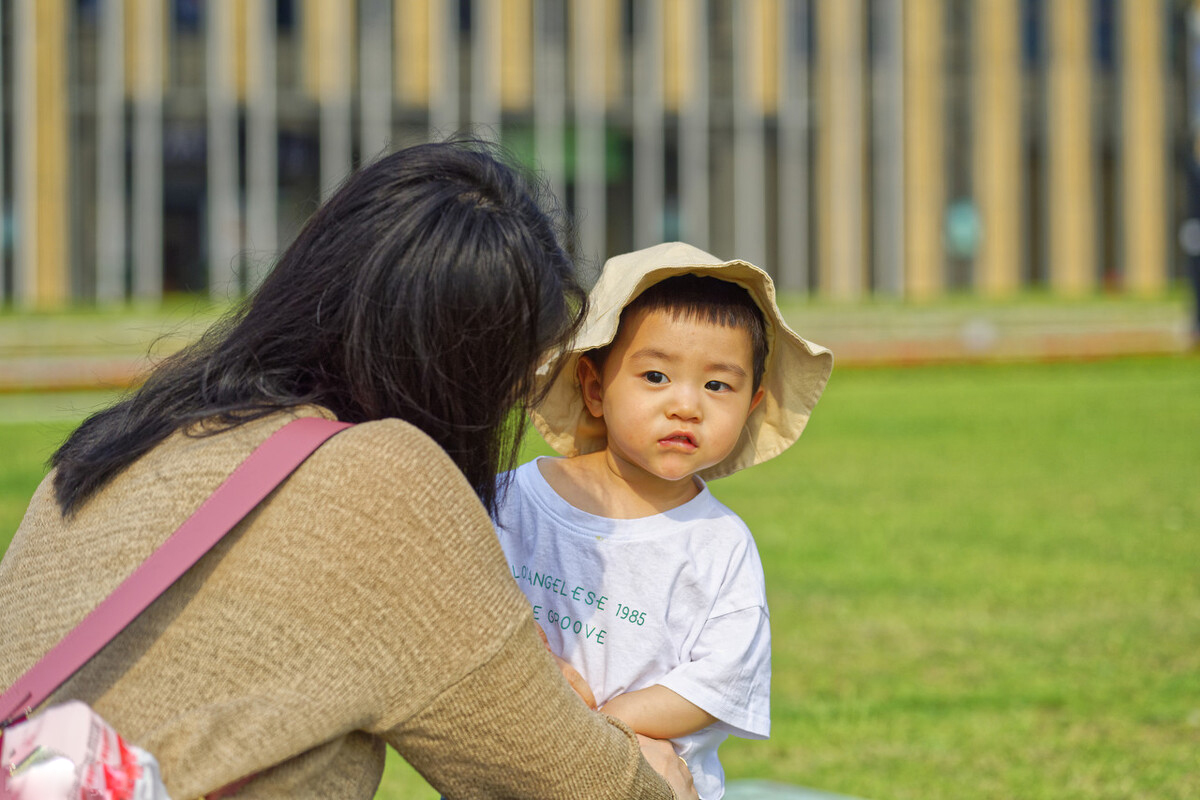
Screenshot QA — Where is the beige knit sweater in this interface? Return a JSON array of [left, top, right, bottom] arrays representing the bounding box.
[[0, 407, 672, 799]]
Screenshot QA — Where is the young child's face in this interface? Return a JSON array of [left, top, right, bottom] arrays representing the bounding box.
[[580, 306, 765, 485]]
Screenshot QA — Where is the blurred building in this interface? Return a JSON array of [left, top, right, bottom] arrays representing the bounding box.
[[0, 0, 1195, 307]]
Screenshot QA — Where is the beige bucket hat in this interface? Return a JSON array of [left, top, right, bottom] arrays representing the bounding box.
[[531, 241, 834, 480]]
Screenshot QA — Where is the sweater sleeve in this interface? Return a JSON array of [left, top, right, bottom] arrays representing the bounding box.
[[310, 420, 674, 800], [386, 613, 673, 799]]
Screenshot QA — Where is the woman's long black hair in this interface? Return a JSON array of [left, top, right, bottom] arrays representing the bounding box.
[[51, 140, 585, 516]]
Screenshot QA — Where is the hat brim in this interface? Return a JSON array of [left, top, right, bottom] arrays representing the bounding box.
[[531, 242, 833, 480]]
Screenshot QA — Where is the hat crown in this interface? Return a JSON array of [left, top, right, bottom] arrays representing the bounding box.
[[599, 242, 728, 285]]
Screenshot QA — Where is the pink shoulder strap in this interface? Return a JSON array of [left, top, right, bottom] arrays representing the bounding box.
[[0, 416, 352, 727]]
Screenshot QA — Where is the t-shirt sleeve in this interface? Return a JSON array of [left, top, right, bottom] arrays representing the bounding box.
[[655, 603, 771, 739]]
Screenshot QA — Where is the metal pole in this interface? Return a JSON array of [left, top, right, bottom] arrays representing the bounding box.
[[633, 0, 664, 249], [0, 0, 8, 302], [872, 0, 905, 296], [471, 0, 501, 138], [359, 0, 393, 161], [572, 0, 607, 275], [534, 0, 567, 208], [133, 0, 164, 301], [429, 0, 460, 138], [246, 0, 278, 289], [13, 0, 35, 306], [679, 0, 709, 250], [733, 1, 768, 269], [318, 0, 353, 200], [777, 0, 810, 293], [97, 0, 127, 303], [208, 0, 241, 298]]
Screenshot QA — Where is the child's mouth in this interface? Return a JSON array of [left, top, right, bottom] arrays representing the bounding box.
[[660, 433, 698, 450]]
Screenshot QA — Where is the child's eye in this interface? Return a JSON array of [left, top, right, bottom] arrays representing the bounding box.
[[644, 371, 668, 385], [705, 380, 731, 392]]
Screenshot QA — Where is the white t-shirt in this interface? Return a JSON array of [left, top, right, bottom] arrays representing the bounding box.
[[493, 458, 771, 800]]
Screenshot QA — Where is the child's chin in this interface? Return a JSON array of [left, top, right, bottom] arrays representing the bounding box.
[[649, 465, 705, 483]]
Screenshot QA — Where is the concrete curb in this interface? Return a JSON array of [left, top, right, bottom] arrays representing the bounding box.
[[0, 300, 1192, 392]]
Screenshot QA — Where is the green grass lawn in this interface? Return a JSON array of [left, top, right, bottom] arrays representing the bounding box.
[[2, 356, 1197, 800]]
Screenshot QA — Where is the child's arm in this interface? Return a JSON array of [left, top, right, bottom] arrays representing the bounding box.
[[600, 685, 717, 740]]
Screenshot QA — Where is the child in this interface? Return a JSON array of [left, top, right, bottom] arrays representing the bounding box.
[[493, 242, 833, 800]]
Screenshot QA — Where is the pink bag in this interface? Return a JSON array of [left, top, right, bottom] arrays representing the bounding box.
[[2, 701, 166, 799], [0, 418, 351, 800]]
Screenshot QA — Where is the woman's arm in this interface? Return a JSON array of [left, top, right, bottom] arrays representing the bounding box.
[[601, 685, 718, 740], [386, 613, 693, 800], [331, 420, 692, 799]]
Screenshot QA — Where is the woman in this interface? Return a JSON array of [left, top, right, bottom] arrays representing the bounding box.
[[0, 142, 694, 799]]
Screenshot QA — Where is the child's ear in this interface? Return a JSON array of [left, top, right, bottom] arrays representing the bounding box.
[[748, 386, 765, 416], [578, 356, 605, 418]]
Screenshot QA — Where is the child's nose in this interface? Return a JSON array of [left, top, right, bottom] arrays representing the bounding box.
[[667, 388, 702, 421]]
